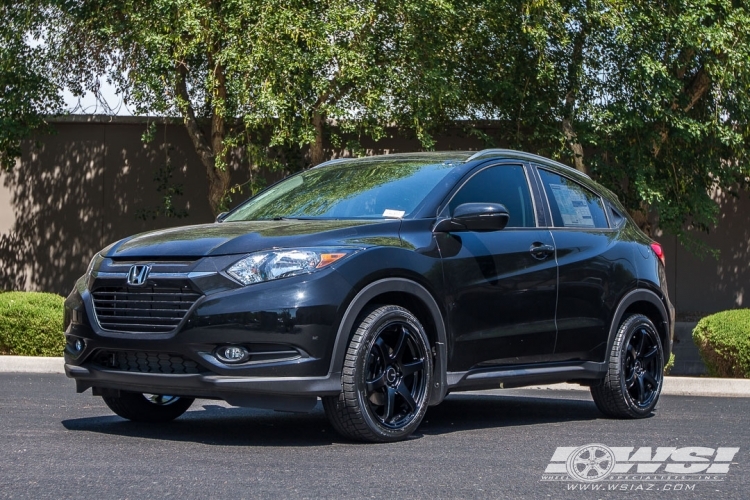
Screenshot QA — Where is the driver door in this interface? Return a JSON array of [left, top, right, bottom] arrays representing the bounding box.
[[436, 163, 558, 372]]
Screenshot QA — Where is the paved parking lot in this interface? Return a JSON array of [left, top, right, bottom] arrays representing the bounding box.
[[1, 373, 748, 499]]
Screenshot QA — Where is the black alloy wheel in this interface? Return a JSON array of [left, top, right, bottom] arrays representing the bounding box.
[[323, 305, 432, 442], [623, 324, 662, 408], [591, 314, 664, 418], [364, 321, 428, 428]]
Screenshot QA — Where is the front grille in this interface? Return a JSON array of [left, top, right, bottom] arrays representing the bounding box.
[[92, 285, 201, 333], [93, 351, 207, 374]]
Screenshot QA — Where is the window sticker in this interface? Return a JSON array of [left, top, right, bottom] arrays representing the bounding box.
[[548, 183, 595, 227], [382, 209, 406, 218]]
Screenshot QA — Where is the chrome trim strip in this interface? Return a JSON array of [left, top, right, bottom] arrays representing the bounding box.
[[94, 271, 217, 280], [466, 149, 591, 179]]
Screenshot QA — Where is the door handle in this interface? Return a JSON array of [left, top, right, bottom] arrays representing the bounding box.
[[530, 243, 555, 260]]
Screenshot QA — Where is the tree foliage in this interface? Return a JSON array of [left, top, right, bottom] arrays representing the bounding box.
[[588, 0, 750, 244], [2, 0, 750, 246], [0, 2, 63, 170], [56, 0, 473, 215], [471, 0, 750, 245]]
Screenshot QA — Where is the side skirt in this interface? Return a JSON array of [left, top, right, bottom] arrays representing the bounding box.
[[446, 361, 607, 393]]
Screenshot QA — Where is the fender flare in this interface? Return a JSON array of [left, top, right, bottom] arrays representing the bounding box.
[[327, 277, 448, 405], [606, 288, 671, 360]]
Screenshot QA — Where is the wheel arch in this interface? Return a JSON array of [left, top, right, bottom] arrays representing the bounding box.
[[328, 278, 448, 405], [607, 289, 672, 362]]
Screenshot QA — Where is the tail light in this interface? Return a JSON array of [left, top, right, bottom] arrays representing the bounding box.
[[650, 242, 665, 266]]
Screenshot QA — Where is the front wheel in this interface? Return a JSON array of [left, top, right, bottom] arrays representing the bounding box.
[[102, 391, 194, 422], [591, 314, 664, 418], [323, 305, 432, 442]]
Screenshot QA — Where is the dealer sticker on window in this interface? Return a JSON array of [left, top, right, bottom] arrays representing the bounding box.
[[549, 183, 595, 227], [383, 209, 406, 218]]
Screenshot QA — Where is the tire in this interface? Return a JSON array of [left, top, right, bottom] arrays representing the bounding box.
[[323, 305, 433, 442], [591, 314, 664, 418], [102, 391, 194, 422]]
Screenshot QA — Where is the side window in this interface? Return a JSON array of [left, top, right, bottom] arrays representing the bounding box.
[[449, 165, 535, 228], [608, 203, 625, 227], [538, 169, 609, 229]]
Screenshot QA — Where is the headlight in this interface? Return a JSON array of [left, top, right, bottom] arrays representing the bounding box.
[[226, 247, 359, 286]]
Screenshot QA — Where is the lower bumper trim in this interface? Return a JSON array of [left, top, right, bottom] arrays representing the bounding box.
[[66, 364, 341, 411]]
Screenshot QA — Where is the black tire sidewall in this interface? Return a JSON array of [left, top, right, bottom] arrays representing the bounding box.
[[353, 306, 432, 441], [616, 315, 664, 416], [103, 391, 194, 422]]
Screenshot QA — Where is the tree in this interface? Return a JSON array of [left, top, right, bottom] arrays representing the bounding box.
[[6, 0, 750, 248], [58, 0, 476, 215], [0, 2, 63, 170], [242, 1, 476, 163], [470, 0, 750, 248], [589, 0, 750, 245]]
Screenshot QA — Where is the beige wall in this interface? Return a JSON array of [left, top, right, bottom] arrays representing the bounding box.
[[0, 118, 217, 294], [660, 188, 750, 315], [1, 116, 747, 315]]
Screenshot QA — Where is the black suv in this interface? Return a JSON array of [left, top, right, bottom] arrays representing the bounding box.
[[64, 149, 674, 442]]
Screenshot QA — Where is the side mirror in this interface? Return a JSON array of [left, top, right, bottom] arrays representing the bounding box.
[[434, 203, 510, 232], [216, 212, 228, 223]]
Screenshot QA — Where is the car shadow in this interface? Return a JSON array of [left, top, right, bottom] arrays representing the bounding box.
[[417, 392, 601, 437], [61, 403, 337, 447], [61, 392, 603, 447]]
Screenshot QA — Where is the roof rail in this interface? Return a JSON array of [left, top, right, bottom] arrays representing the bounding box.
[[312, 151, 473, 169], [311, 157, 353, 169], [466, 149, 591, 179]]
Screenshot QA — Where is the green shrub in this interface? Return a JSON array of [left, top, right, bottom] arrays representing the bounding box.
[[664, 353, 675, 375], [692, 309, 750, 378], [0, 292, 65, 356]]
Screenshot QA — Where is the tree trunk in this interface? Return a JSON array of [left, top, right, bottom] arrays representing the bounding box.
[[652, 66, 711, 158], [563, 113, 586, 174], [208, 53, 231, 214], [174, 62, 230, 216], [206, 164, 231, 214], [561, 16, 588, 175], [630, 208, 653, 237], [310, 110, 325, 166]]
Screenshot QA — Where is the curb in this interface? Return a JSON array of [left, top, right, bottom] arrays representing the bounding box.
[[1, 356, 749, 398], [504, 376, 750, 398], [0, 356, 65, 374]]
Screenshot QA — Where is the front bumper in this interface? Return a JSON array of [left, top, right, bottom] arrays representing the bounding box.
[[64, 258, 353, 409]]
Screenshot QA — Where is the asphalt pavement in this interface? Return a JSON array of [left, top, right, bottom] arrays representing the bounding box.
[[1, 373, 748, 499]]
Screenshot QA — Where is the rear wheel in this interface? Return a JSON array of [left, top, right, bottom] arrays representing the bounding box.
[[591, 314, 664, 418], [323, 305, 432, 442], [102, 391, 194, 422]]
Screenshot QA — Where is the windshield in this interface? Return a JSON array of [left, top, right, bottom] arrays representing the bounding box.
[[224, 159, 459, 221]]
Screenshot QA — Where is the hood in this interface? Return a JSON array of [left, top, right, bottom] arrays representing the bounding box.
[[104, 219, 403, 259]]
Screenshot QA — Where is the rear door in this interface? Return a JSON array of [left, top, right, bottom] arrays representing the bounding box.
[[436, 162, 558, 372], [534, 167, 634, 362]]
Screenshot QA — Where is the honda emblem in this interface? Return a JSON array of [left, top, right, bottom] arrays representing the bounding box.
[[127, 265, 152, 286]]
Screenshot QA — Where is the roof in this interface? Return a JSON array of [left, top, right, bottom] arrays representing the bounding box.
[[314, 149, 589, 179]]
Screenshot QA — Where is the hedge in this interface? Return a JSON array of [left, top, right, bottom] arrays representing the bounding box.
[[664, 353, 675, 375], [0, 292, 65, 356], [692, 309, 750, 378]]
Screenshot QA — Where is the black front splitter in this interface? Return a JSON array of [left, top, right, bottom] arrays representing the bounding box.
[[66, 364, 342, 412]]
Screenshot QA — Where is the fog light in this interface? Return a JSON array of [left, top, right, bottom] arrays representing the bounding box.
[[74, 339, 85, 352], [215, 345, 250, 364]]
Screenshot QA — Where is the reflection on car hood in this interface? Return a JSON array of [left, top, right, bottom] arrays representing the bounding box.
[[104, 219, 403, 258]]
